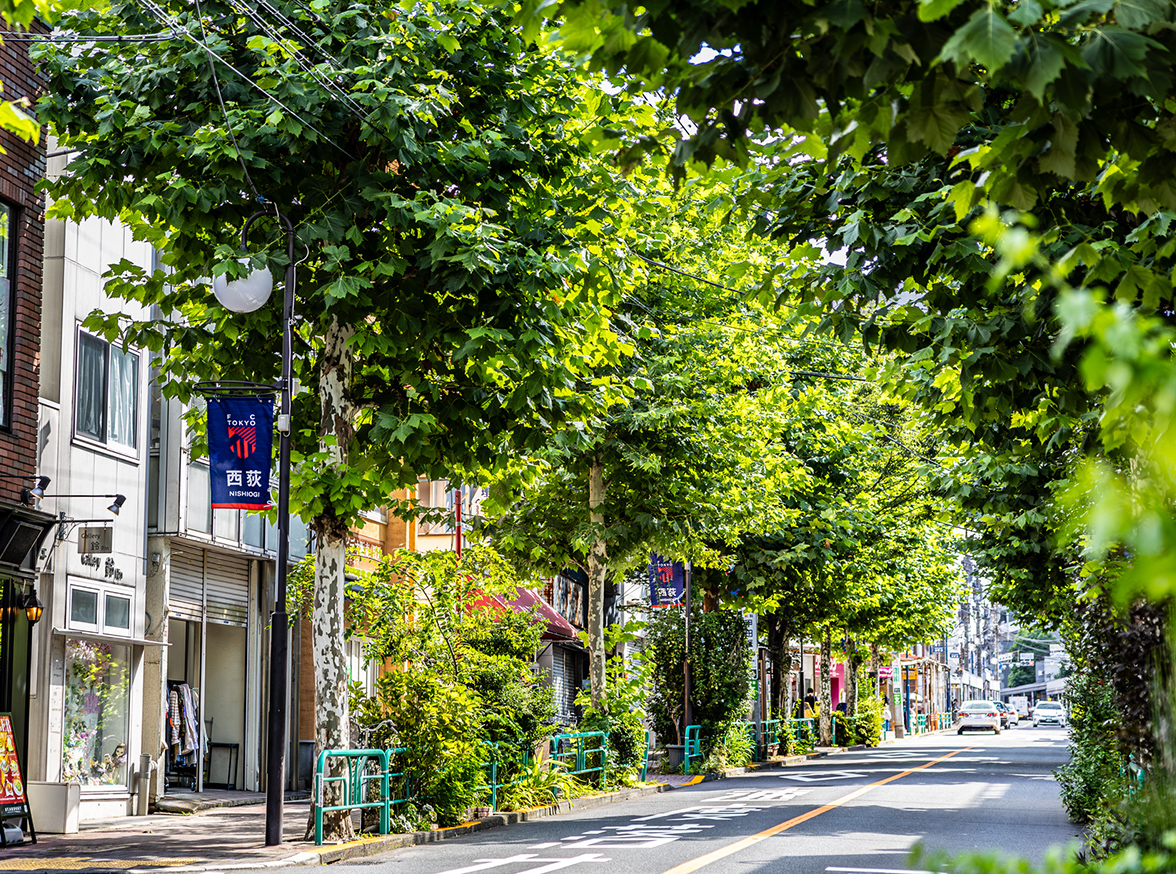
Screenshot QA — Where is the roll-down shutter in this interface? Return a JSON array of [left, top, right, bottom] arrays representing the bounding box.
[[170, 545, 205, 621], [205, 552, 249, 626], [168, 545, 251, 627]]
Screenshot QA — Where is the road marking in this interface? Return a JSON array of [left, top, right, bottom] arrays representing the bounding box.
[[778, 770, 869, 783], [657, 747, 974, 874], [714, 788, 810, 802], [435, 853, 610, 874]]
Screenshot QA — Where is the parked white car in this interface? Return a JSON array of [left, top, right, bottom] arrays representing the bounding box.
[[1033, 700, 1068, 728], [957, 700, 1002, 734]]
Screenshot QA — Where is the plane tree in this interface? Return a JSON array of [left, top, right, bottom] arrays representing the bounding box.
[[35, 0, 644, 839]]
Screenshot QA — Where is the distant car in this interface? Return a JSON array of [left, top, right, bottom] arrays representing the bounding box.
[[1033, 701, 1067, 728], [1003, 704, 1019, 727], [957, 700, 1002, 734]]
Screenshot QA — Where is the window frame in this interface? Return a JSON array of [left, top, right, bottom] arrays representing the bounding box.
[[66, 577, 136, 637], [72, 325, 142, 459]]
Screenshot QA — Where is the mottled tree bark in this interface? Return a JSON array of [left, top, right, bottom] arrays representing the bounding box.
[[587, 458, 607, 709], [766, 611, 792, 719], [305, 318, 355, 842], [819, 628, 833, 746]]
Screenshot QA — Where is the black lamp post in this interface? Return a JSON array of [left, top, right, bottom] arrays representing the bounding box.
[[212, 208, 296, 847]]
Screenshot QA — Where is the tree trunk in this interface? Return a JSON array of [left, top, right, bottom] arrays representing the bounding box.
[[766, 612, 791, 719], [305, 318, 356, 842], [819, 628, 833, 746], [847, 649, 858, 717], [870, 643, 881, 697], [587, 458, 607, 709]]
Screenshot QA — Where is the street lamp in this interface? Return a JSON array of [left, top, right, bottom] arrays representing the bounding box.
[[212, 209, 295, 847]]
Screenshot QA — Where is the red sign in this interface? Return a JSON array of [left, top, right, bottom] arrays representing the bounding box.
[[877, 666, 894, 679], [0, 716, 27, 812]]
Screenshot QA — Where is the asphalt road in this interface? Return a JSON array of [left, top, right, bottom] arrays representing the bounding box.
[[332, 726, 1079, 874]]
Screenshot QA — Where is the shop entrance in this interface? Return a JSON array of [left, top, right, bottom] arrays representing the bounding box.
[[165, 619, 246, 791], [164, 545, 253, 794]]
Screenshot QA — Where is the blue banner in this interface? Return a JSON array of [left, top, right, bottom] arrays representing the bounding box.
[[208, 396, 273, 511], [648, 552, 685, 607]]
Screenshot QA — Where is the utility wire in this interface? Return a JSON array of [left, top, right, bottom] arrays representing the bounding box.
[[133, 0, 356, 160], [193, 0, 260, 201], [1, 33, 176, 41], [223, 0, 371, 125]]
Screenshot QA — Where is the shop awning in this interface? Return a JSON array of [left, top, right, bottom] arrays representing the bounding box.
[[471, 588, 579, 641]]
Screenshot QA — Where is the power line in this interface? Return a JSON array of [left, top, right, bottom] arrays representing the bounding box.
[[193, 0, 260, 201], [132, 0, 356, 160]]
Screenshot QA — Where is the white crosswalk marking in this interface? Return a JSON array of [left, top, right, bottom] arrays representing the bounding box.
[[715, 788, 810, 802], [779, 770, 869, 782], [435, 853, 610, 874]]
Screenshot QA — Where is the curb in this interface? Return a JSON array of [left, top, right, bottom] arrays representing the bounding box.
[[163, 750, 838, 871]]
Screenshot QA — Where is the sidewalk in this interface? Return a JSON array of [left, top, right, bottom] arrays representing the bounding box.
[[0, 738, 947, 872]]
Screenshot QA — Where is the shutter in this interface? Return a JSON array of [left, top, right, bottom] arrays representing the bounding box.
[[204, 551, 250, 627], [170, 546, 204, 621], [552, 648, 574, 720]]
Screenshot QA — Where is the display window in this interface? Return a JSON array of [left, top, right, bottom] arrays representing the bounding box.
[[62, 639, 131, 788]]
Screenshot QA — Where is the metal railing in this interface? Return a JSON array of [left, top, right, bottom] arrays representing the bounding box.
[[313, 749, 392, 846], [479, 740, 533, 811], [550, 731, 608, 785], [684, 724, 706, 774]]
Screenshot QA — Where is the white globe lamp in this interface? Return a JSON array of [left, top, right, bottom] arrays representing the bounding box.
[[212, 257, 274, 313]]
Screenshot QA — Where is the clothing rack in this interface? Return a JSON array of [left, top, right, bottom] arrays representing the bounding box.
[[164, 680, 201, 790]]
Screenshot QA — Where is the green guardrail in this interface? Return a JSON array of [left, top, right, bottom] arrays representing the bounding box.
[[479, 740, 533, 811], [550, 731, 608, 786], [684, 724, 706, 774], [314, 748, 392, 846]]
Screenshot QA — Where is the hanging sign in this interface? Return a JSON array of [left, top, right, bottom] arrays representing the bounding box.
[[648, 553, 685, 607], [208, 396, 273, 510], [877, 666, 894, 679]]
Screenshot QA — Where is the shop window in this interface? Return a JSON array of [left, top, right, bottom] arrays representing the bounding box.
[[0, 203, 12, 429], [67, 580, 135, 636], [346, 637, 377, 697], [187, 462, 211, 533], [75, 329, 139, 451], [243, 511, 264, 548], [105, 594, 130, 630], [70, 589, 99, 629], [62, 639, 131, 788]]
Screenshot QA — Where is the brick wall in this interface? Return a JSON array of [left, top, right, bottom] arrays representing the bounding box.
[[0, 23, 47, 505]]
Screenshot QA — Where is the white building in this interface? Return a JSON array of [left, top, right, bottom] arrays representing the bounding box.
[[32, 157, 310, 823]]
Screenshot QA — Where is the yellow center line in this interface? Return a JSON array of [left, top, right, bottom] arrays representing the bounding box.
[[659, 747, 975, 874]]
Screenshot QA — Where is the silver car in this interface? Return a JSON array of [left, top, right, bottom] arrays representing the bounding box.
[[1033, 701, 1067, 728], [957, 700, 1001, 734]]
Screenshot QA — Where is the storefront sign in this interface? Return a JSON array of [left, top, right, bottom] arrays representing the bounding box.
[[0, 715, 29, 818], [877, 666, 894, 679], [208, 396, 273, 510], [648, 553, 684, 607], [77, 526, 112, 554]]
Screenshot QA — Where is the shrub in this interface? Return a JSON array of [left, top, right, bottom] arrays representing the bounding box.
[[1054, 666, 1122, 827], [646, 606, 753, 753], [854, 694, 885, 747]]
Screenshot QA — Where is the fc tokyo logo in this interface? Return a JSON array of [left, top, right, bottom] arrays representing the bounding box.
[[228, 425, 258, 459]]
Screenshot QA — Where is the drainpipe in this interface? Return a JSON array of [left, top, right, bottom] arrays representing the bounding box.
[[136, 753, 157, 816]]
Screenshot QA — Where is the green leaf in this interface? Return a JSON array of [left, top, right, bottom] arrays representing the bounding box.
[[917, 0, 965, 22], [1115, 0, 1169, 29], [938, 7, 1018, 73], [905, 103, 971, 154]]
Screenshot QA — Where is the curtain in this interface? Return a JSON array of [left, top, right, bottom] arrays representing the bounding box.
[[76, 332, 106, 440], [107, 345, 138, 448]]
